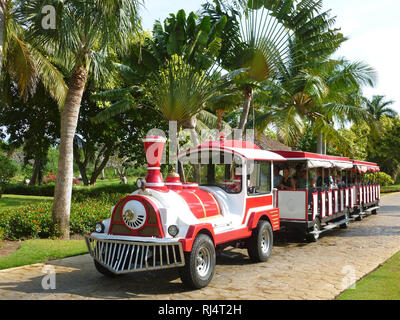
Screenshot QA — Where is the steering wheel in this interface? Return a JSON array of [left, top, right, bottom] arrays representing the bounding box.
[[248, 186, 259, 194]]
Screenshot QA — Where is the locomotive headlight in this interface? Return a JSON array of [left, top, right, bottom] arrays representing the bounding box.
[[95, 222, 105, 233], [168, 225, 179, 237]]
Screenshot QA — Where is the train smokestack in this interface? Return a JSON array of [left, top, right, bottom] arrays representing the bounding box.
[[143, 136, 167, 191]]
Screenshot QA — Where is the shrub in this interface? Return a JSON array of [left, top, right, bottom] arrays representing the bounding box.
[[0, 154, 18, 195], [43, 172, 57, 184], [365, 172, 394, 186], [3, 183, 55, 197], [3, 182, 136, 198], [0, 192, 129, 240]]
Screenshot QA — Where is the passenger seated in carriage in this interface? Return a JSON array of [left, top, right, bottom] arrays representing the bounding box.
[[296, 167, 307, 190], [278, 167, 296, 190], [335, 174, 344, 189]]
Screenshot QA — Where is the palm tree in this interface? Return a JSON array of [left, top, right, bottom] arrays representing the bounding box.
[[92, 10, 234, 180], [0, 0, 5, 78], [253, 57, 377, 154], [202, 0, 294, 131], [363, 95, 397, 120], [202, 0, 345, 133], [0, 1, 67, 104], [19, 0, 142, 239]]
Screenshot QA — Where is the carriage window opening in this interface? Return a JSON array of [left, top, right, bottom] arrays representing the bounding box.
[[247, 161, 271, 195]]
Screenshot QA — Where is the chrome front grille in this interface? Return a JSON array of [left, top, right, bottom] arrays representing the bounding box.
[[85, 235, 185, 274]]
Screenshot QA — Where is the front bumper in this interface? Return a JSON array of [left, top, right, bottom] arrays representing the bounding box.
[[85, 235, 185, 275]]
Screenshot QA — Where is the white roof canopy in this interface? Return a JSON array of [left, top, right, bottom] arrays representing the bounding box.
[[285, 159, 353, 170], [179, 147, 286, 163]]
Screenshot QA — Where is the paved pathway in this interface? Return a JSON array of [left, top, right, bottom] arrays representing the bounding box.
[[0, 193, 399, 300]]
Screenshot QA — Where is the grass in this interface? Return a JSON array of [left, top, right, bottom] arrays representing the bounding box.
[[0, 194, 53, 211], [0, 239, 88, 270], [381, 184, 400, 194], [337, 251, 400, 300]]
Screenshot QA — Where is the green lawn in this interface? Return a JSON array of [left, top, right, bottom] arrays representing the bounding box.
[[0, 194, 53, 210], [337, 251, 400, 300], [381, 184, 400, 194], [0, 239, 88, 270]]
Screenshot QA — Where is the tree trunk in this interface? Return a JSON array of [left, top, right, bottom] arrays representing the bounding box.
[[73, 143, 89, 186], [52, 66, 88, 239], [216, 109, 224, 131], [238, 88, 254, 131], [190, 127, 200, 183], [90, 147, 112, 185], [181, 117, 200, 183], [29, 159, 40, 186], [317, 132, 323, 154], [0, 1, 5, 80], [76, 163, 89, 186]]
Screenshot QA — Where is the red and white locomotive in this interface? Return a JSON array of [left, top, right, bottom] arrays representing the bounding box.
[[85, 135, 381, 289]]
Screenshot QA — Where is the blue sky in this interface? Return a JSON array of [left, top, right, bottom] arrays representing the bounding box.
[[140, 0, 400, 113]]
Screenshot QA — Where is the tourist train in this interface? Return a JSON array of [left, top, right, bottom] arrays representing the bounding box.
[[85, 135, 381, 289]]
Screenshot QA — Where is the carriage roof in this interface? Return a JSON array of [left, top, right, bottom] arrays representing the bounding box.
[[180, 140, 286, 162], [270, 150, 353, 169], [352, 160, 380, 172]]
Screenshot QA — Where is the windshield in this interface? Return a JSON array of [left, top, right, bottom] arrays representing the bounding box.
[[179, 151, 243, 194]]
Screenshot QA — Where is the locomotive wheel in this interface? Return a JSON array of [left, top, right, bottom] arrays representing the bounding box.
[[180, 234, 216, 289], [247, 220, 273, 262], [340, 210, 350, 229], [94, 260, 119, 278], [306, 218, 321, 242]]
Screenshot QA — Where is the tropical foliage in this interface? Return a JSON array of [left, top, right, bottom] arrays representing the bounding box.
[[16, 0, 142, 239], [0, 0, 398, 239]]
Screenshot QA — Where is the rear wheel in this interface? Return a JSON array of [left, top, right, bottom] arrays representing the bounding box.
[[340, 210, 350, 229], [306, 218, 321, 242], [247, 220, 273, 262], [180, 234, 216, 289]]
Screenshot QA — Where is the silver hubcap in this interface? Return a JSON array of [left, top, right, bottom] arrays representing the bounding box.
[[196, 247, 211, 277], [314, 223, 320, 239], [261, 228, 271, 254]]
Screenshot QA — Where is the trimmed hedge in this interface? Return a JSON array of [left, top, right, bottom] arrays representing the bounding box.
[[0, 192, 128, 240], [3, 183, 136, 199]]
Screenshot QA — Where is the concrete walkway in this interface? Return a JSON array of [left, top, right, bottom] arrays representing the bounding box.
[[0, 193, 399, 300]]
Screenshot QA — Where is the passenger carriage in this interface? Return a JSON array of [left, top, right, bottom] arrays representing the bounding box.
[[350, 160, 380, 220], [270, 151, 356, 242], [85, 136, 286, 289]]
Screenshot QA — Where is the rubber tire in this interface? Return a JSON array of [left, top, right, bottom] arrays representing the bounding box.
[[306, 218, 321, 242], [94, 260, 118, 278], [355, 214, 363, 221], [340, 210, 350, 229], [372, 209, 378, 215], [247, 220, 273, 262], [179, 234, 216, 289]]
